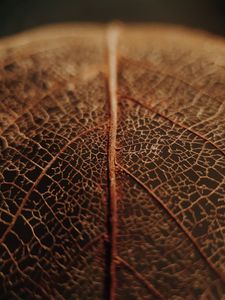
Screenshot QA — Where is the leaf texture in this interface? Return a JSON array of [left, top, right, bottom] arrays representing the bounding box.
[[0, 24, 224, 299]]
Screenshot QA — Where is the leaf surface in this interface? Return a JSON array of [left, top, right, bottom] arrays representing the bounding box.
[[0, 24, 224, 299]]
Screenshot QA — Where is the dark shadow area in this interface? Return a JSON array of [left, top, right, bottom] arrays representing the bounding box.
[[0, 0, 225, 37]]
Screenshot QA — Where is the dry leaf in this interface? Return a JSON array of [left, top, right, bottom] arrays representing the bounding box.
[[0, 23, 225, 299]]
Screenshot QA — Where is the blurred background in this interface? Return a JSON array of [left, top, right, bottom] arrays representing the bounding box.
[[0, 0, 225, 37]]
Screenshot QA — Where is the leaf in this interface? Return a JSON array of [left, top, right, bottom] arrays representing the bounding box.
[[0, 23, 224, 299]]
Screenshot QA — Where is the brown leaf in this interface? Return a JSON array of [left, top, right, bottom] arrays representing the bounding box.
[[0, 23, 224, 299]]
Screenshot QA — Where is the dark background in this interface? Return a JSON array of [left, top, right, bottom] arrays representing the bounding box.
[[0, 0, 225, 38]]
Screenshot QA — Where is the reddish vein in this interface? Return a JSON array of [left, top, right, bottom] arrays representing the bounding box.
[[120, 95, 225, 156], [0, 123, 107, 246], [107, 25, 119, 300], [116, 256, 165, 300], [117, 163, 225, 283]]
